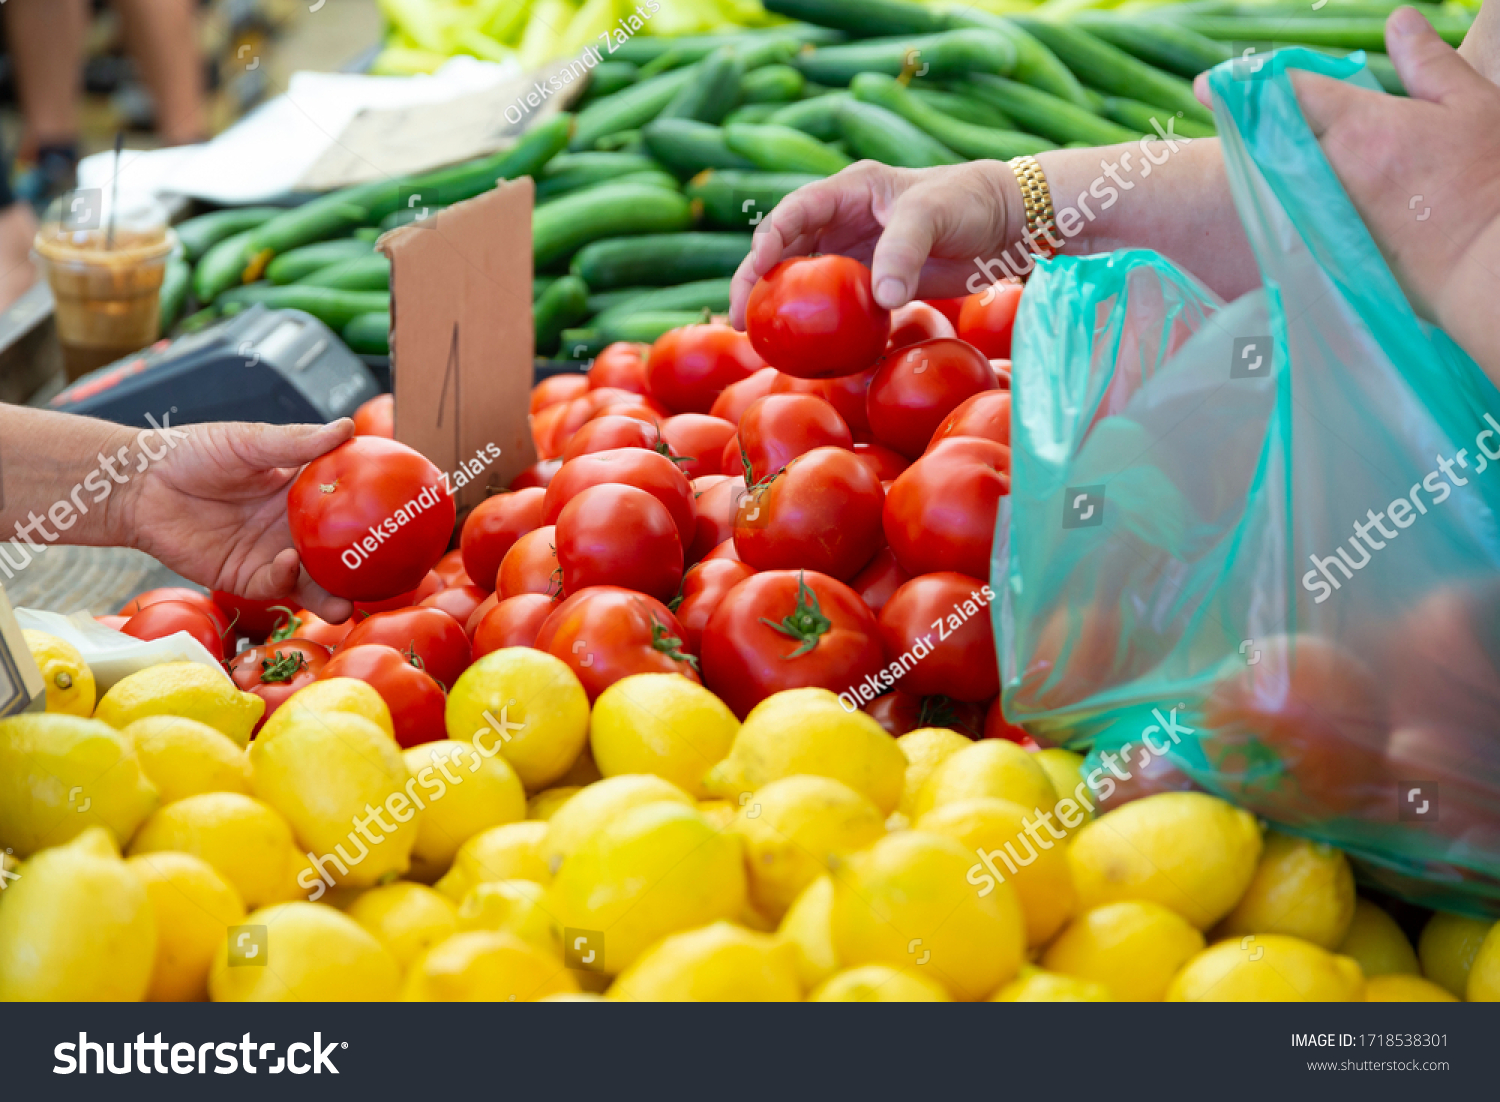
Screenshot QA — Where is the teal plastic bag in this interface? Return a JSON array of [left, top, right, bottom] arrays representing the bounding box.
[[1000, 48, 1500, 914]]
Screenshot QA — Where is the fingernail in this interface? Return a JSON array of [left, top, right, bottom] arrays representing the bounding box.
[[1389, 5, 1426, 36], [875, 277, 905, 307]]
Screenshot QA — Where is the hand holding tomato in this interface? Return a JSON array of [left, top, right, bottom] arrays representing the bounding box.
[[745, 256, 890, 379]]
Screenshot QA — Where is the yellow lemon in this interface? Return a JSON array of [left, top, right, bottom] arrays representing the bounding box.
[[122, 715, 252, 804], [435, 820, 551, 902], [403, 931, 577, 1001], [23, 630, 95, 716], [590, 673, 739, 796], [830, 830, 1026, 1001], [127, 792, 304, 909], [456, 879, 557, 954], [261, 677, 393, 742], [1032, 747, 1092, 824], [126, 851, 245, 1001], [209, 901, 401, 1001], [1337, 898, 1419, 978], [1215, 831, 1355, 949], [250, 710, 417, 888], [544, 775, 694, 872], [894, 727, 972, 819], [698, 799, 739, 831], [1419, 911, 1493, 998], [0, 712, 157, 856], [547, 802, 747, 974], [744, 687, 842, 724], [446, 648, 590, 791], [910, 738, 1057, 821], [809, 964, 950, 1002], [0, 827, 155, 1000], [528, 786, 582, 820], [1067, 792, 1262, 929], [992, 965, 1112, 1002], [345, 881, 459, 970], [557, 744, 603, 787], [1465, 921, 1500, 1001], [1167, 935, 1365, 1002], [1366, 974, 1459, 1002], [703, 695, 906, 815], [916, 796, 1074, 948], [401, 739, 525, 882], [609, 921, 801, 1001], [732, 775, 885, 921], [539, 993, 610, 1001], [1042, 901, 1203, 1001], [778, 874, 839, 991], [95, 661, 263, 747]]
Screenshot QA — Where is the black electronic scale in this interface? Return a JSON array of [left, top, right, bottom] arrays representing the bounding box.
[[48, 305, 386, 427]]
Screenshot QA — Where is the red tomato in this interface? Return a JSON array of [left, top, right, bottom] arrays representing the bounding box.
[[210, 591, 283, 640], [341, 606, 472, 691], [530, 373, 590, 414], [320, 644, 447, 748], [925, 297, 966, 328], [673, 558, 755, 654], [878, 572, 999, 702], [866, 338, 998, 459], [530, 402, 571, 459], [510, 458, 561, 490], [687, 475, 747, 565], [645, 323, 764, 414], [353, 570, 444, 620], [555, 483, 683, 603], [992, 359, 1012, 389], [122, 601, 227, 661], [661, 414, 735, 480], [459, 488, 545, 592], [703, 539, 741, 563], [465, 592, 500, 637], [884, 437, 1009, 579], [432, 549, 468, 586], [886, 300, 956, 352], [849, 546, 910, 616], [769, 367, 876, 440], [927, 389, 1011, 452], [497, 526, 561, 599], [865, 690, 986, 739], [472, 593, 558, 657], [737, 394, 852, 484], [561, 415, 667, 464], [120, 588, 231, 637], [352, 393, 394, 438], [534, 387, 668, 459], [701, 570, 885, 718], [733, 447, 884, 581], [851, 442, 910, 483], [709, 366, 779, 426], [95, 614, 129, 631], [587, 342, 651, 393], [721, 433, 743, 479], [542, 448, 696, 550], [288, 437, 454, 603], [535, 586, 700, 700], [746, 256, 890, 379], [229, 640, 330, 735], [958, 283, 1023, 359], [983, 697, 1035, 746], [419, 583, 488, 628], [271, 608, 353, 649], [584, 401, 663, 426]]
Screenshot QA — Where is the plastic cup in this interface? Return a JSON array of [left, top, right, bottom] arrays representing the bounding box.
[[32, 191, 176, 380]]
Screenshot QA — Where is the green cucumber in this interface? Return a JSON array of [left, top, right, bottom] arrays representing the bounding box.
[[581, 60, 639, 103], [300, 254, 391, 291], [591, 278, 734, 327], [686, 170, 820, 230], [399, 111, 574, 208], [597, 310, 703, 344], [533, 182, 694, 268], [850, 73, 1056, 160], [594, 129, 646, 154], [608, 26, 843, 67], [534, 274, 590, 355], [379, 204, 449, 232], [342, 311, 390, 355], [246, 179, 396, 261], [267, 239, 374, 284], [1073, 14, 1232, 78], [766, 93, 850, 142], [722, 103, 783, 126], [659, 46, 744, 125], [724, 123, 850, 175], [214, 284, 390, 330], [794, 30, 1016, 86], [1099, 96, 1216, 139], [964, 75, 1138, 146], [174, 207, 281, 263], [1173, 14, 1470, 50], [908, 86, 1012, 129], [535, 152, 660, 201], [353, 227, 381, 242], [947, 11, 1095, 110], [192, 227, 259, 302], [760, 0, 948, 38], [571, 67, 696, 150], [836, 99, 961, 168], [739, 64, 805, 104], [642, 119, 757, 177], [558, 328, 607, 360], [159, 256, 190, 331], [586, 288, 647, 315], [534, 275, 558, 301], [571, 231, 753, 290]]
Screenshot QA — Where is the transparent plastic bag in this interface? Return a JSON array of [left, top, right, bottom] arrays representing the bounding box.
[[998, 49, 1500, 913]]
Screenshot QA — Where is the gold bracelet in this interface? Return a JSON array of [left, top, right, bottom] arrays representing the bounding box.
[[1008, 155, 1061, 260]]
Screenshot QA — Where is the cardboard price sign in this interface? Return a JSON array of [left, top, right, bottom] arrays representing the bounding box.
[[0, 584, 45, 716], [379, 177, 537, 508]]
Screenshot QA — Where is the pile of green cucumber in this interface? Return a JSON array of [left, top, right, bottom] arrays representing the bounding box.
[[165, 0, 1455, 358]]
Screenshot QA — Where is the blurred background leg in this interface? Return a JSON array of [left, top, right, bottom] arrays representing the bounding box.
[[113, 0, 209, 146], [3, 0, 90, 198]]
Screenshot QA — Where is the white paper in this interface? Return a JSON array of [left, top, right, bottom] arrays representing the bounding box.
[[15, 608, 228, 695]]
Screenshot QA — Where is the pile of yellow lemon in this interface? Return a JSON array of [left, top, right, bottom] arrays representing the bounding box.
[[3, 628, 1499, 1002]]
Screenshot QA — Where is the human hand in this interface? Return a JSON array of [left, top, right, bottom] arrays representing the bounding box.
[[728, 160, 1019, 328], [114, 418, 357, 623]]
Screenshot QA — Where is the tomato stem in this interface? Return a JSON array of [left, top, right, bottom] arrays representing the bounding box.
[[758, 572, 831, 659], [260, 650, 309, 683], [650, 616, 699, 671], [267, 606, 301, 643]]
